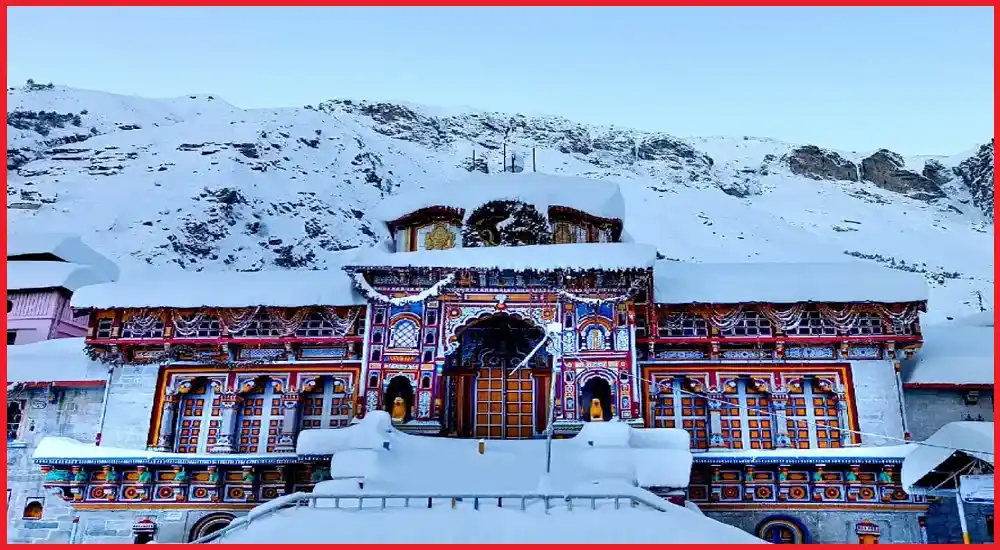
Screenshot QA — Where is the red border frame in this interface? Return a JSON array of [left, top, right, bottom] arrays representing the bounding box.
[[2, 3, 997, 549]]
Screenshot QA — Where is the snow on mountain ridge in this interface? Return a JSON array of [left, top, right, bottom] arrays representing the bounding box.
[[6, 82, 994, 323]]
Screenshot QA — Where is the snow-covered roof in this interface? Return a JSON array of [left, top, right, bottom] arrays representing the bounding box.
[[7, 232, 120, 281], [346, 243, 657, 272], [653, 260, 929, 304], [373, 173, 627, 225], [902, 323, 993, 387], [7, 261, 113, 293], [71, 268, 365, 310], [7, 338, 108, 386], [901, 421, 994, 491]]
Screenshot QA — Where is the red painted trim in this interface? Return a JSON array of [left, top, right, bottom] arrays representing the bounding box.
[[86, 336, 363, 346], [903, 383, 993, 390], [638, 335, 921, 345]]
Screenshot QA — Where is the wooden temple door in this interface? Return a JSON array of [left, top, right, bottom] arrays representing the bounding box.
[[473, 359, 536, 439]]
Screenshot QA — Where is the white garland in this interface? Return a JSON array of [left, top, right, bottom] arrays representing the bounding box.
[[351, 272, 456, 305], [556, 276, 648, 305]]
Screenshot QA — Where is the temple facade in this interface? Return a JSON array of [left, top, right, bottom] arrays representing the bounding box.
[[27, 173, 949, 543]]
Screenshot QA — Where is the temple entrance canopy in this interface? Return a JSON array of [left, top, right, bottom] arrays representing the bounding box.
[[442, 315, 552, 439]]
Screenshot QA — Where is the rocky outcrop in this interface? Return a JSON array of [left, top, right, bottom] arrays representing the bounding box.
[[785, 145, 859, 181], [954, 140, 994, 219], [860, 149, 945, 201]]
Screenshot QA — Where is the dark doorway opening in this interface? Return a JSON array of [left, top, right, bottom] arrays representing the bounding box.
[[581, 377, 613, 421], [383, 376, 414, 423]]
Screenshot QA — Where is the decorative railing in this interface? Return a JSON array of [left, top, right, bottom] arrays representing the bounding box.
[[190, 490, 673, 544]]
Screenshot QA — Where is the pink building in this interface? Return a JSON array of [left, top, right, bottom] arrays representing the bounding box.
[[6, 233, 118, 346]]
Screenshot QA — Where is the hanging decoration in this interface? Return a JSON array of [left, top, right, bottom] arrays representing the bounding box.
[[759, 304, 806, 332], [873, 304, 919, 329], [556, 276, 649, 305], [170, 311, 209, 337], [218, 307, 262, 335], [122, 309, 164, 336], [816, 304, 861, 333], [317, 307, 361, 336], [266, 308, 311, 337], [351, 272, 456, 305], [84, 344, 277, 369]]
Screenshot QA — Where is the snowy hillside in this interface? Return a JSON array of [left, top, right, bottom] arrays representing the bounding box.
[[7, 81, 994, 322]]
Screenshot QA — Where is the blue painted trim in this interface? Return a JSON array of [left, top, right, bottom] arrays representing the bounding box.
[[693, 455, 905, 465], [33, 455, 312, 467], [8, 442, 28, 449]]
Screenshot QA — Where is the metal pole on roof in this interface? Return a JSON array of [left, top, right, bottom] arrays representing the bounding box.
[[532, 148, 536, 172]]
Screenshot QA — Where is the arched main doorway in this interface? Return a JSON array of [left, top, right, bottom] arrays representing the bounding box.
[[443, 315, 550, 439], [581, 377, 613, 421]]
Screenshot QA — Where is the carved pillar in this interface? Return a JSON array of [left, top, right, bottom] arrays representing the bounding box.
[[835, 391, 852, 446], [707, 391, 726, 448], [210, 392, 241, 454], [275, 392, 303, 453], [770, 391, 792, 448], [152, 392, 180, 452]]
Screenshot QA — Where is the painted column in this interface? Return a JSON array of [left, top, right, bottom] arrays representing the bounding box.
[[151, 392, 180, 452], [770, 391, 792, 448], [707, 391, 726, 448], [210, 392, 241, 454], [274, 392, 302, 453], [835, 391, 852, 446]]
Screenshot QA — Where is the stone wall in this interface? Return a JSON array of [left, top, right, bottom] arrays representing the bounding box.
[[6, 386, 105, 543], [904, 389, 994, 441], [98, 364, 161, 449], [850, 361, 906, 445], [74, 509, 247, 543], [923, 497, 994, 544], [706, 509, 924, 543]]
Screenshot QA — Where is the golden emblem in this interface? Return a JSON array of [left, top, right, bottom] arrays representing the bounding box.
[[424, 222, 456, 250]]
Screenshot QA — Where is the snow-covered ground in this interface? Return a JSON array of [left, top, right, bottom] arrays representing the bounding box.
[[204, 414, 763, 544], [6, 83, 993, 322], [212, 505, 765, 544]]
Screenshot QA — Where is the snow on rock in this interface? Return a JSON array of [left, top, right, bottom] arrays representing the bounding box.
[[7, 261, 112, 292], [212, 503, 766, 544], [7, 338, 108, 386], [654, 259, 929, 304], [346, 242, 658, 272], [373, 172, 626, 224], [901, 322, 994, 387], [6, 84, 993, 323], [902, 421, 994, 491], [7, 231, 120, 281]]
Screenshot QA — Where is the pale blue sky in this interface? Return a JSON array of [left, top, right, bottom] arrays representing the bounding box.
[[7, 7, 994, 155]]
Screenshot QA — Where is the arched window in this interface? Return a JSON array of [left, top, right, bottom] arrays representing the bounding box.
[[22, 500, 43, 520], [237, 378, 282, 453], [188, 513, 235, 542], [175, 379, 222, 454], [756, 517, 808, 544], [388, 319, 419, 349]]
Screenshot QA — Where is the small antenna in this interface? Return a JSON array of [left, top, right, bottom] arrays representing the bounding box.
[[472, 149, 476, 172], [532, 147, 537, 172], [502, 142, 507, 172]]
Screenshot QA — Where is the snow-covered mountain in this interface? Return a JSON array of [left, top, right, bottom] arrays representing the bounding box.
[[6, 81, 994, 323]]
